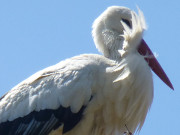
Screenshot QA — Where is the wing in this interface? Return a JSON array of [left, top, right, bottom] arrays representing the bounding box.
[[0, 54, 103, 135]]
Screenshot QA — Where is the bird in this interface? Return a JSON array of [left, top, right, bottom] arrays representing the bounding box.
[[0, 6, 173, 135]]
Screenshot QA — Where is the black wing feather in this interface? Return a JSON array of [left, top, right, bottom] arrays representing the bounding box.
[[0, 105, 86, 135]]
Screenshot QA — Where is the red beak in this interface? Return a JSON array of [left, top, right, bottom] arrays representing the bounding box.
[[138, 39, 174, 90]]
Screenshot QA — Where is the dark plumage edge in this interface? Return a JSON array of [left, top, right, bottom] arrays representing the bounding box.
[[0, 105, 86, 135]]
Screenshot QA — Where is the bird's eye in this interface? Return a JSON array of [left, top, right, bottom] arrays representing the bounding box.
[[122, 18, 132, 28]]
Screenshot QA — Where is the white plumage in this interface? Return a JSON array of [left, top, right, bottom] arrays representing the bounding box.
[[0, 6, 173, 135]]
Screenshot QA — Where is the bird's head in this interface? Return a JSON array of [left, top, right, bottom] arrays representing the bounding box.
[[92, 6, 174, 90], [92, 6, 145, 59]]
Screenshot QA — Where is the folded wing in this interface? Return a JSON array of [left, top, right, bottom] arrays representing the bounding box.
[[0, 54, 101, 135]]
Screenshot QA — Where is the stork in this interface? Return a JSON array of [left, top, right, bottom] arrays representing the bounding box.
[[0, 6, 173, 135]]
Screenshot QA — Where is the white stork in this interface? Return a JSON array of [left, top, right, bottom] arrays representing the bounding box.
[[0, 6, 173, 135]]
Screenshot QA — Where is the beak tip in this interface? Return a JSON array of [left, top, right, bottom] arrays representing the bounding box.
[[169, 83, 174, 90]]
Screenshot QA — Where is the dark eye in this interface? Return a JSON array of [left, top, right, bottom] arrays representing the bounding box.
[[122, 18, 132, 28]]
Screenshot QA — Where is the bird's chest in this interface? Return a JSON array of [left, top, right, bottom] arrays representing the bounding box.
[[66, 56, 153, 135], [87, 59, 154, 134]]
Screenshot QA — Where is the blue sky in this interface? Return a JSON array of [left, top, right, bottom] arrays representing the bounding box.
[[0, 0, 179, 134]]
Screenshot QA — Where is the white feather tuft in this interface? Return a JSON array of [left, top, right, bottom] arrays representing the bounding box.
[[120, 7, 147, 57]]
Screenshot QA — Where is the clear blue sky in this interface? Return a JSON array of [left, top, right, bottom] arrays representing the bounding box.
[[0, 0, 179, 134]]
